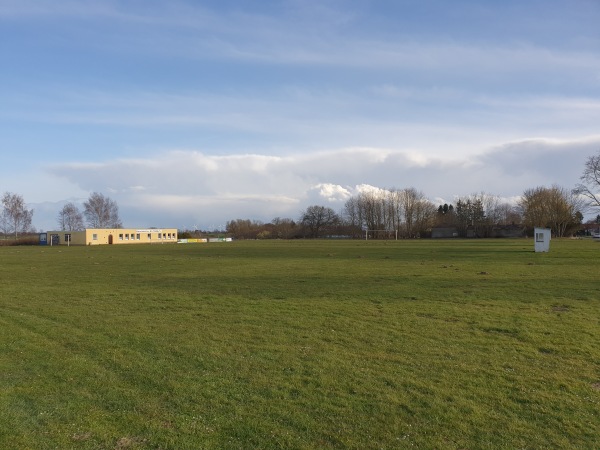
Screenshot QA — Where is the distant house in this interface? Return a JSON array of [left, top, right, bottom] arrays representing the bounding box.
[[431, 227, 459, 238], [579, 222, 600, 237], [490, 225, 525, 238], [432, 225, 525, 239], [41, 228, 178, 246], [465, 227, 480, 238]]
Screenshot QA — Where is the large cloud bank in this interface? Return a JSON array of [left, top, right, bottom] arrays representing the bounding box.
[[37, 136, 599, 231]]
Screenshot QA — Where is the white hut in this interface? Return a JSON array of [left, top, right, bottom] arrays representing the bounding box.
[[534, 228, 551, 252]]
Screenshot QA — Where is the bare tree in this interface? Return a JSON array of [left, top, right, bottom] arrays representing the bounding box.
[[271, 217, 297, 239], [386, 189, 402, 233], [300, 205, 339, 238], [477, 193, 502, 226], [0, 209, 9, 237], [495, 202, 522, 225], [519, 186, 549, 229], [343, 187, 436, 238], [1, 192, 34, 239], [411, 195, 437, 238], [399, 187, 436, 238], [546, 186, 586, 238], [225, 219, 264, 239], [519, 185, 584, 237], [57, 202, 85, 231], [452, 193, 505, 237], [83, 192, 122, 228], [357, 190, 386, 234], [342, 197, 364, 238], [574, 151, 600, 212]]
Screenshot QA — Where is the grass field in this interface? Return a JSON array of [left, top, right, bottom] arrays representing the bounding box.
[[1, 238, 599, 449]]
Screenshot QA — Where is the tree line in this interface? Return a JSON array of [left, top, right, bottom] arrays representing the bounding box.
[[225, 152, 600, 239], [58, 192, 122, 230], [223, 184, 594, 240], [1, 192, 121, 239], [3, 151, 600, 240]]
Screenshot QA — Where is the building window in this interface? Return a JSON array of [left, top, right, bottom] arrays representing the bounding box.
[[136, 234, 140, 240], [163, 233, 166, 239], [119, 234, 123, 240], [148, 233, 151, 240], [535, 233, 544, 243], [92, 234, 98, 240]]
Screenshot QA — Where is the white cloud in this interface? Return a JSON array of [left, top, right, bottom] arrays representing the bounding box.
[[355, 184, 389, 196], [37, 135, 599, 231], [310, 183, 352, 202]]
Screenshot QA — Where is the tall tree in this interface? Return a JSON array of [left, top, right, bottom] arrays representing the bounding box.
[[455, 193, 497, 237], [435, 203, 455, 226], [57, 202, 85, 231], [1, 192, 34, 239], [399, 188, 436, 238], [271, 217, 297, 239], [300, 205, 339, 238], [343, 187, 436, 238], [495, 202, 522, 225], [342, 197, 364, 238], [574, 150, 600, 212], [83, 192, 122, 228], [519, 185, 584, 237], [225, 219, 264, 239]]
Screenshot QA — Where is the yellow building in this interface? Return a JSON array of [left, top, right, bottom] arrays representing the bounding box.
[[44, 228, 178, 246]]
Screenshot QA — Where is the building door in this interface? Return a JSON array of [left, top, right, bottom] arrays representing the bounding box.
[[108, 235, 113, 245]]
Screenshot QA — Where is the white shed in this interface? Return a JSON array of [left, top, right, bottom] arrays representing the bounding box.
[[534, 228, 551, 252]]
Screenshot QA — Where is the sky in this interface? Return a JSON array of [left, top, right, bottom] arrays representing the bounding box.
[[1, 0, 599, 231]]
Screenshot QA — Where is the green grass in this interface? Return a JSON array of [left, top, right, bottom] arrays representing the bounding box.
[[1, 239, 599, 449]]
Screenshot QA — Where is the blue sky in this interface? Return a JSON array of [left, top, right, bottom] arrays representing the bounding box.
[[1, 0, 599, 231]]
